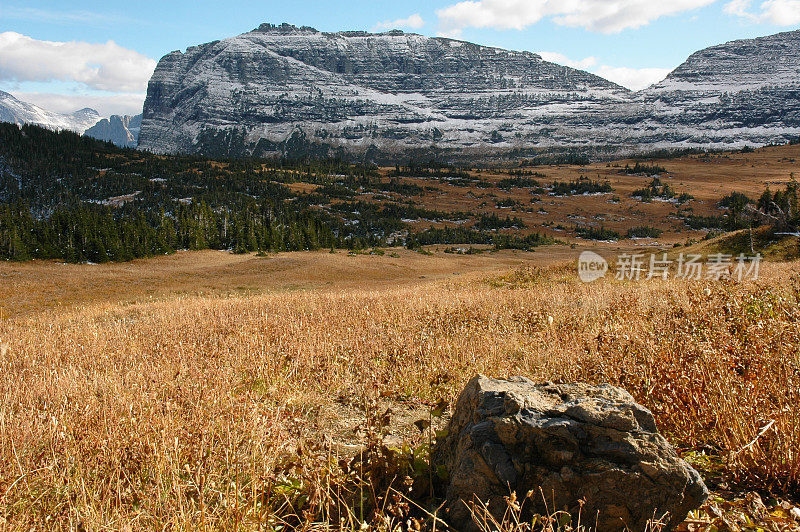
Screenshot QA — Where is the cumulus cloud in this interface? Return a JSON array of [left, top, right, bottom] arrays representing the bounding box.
[[537, 51, 598, 70], [437, 0, 717, 35], [537, 51, 671, 90], [0, 32, 156, 93], [725, 0, 800, 25], [593, 65, 673, 90], [724, 0, 757, 18], [11, 91, 146, 117], [373, 13, 425, 32]]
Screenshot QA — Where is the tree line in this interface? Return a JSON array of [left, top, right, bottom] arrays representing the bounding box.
[[0, 123, 364, 262], [0, 200, 337, 263]]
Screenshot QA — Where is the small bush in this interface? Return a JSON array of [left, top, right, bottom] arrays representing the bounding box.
[[626, 226, 664, 239], [575, 226, 621, 241], [550, 177, 613, 196]]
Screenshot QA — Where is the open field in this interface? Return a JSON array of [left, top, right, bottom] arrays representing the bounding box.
[[0, 248, 595, 318], [1, 250, 800, 530]]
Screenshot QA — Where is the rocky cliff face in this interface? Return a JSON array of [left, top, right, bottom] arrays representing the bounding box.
[[0, 91, 101, 134], [138, 24, 632, 160], [85, 114, 142, 148], [138, 24, 800, 161]]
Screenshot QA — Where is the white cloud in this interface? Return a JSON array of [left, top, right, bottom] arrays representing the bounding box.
[[373, 13, 425, 32], [537, 51, 598, 69], [724, 0, 757, 18], [593, 65, 673, 90], [10, 91, 146, 117], [437, 0, 717, 35], [0, 6, 134, 26], [0, 32, 156, 93], [726, 0, 800, 24], [536, 51, 671, 90]]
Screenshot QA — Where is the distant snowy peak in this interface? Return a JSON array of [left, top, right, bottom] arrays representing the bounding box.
[[0, 91, 101, 134], [0, 91, 143, 148]]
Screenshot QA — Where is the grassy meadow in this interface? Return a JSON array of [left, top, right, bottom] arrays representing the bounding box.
[[1, 248, 799, 530]]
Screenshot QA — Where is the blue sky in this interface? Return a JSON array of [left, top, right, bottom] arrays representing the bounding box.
[[1, 0, 799, 116]]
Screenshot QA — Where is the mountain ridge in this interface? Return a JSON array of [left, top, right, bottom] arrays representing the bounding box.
[[0, 91, 102, 135], [7, 23, 789, 162]]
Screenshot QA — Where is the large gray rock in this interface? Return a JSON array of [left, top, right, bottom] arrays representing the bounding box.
[[436, 376, 708, 532]]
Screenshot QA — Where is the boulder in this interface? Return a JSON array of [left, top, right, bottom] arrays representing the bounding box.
[[435, 376, 708, 531]]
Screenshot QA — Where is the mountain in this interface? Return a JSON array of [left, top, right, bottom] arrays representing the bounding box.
[[84, 114, 142, 148], [138, 23, 633, 161], [0, 91, 102, 134], [138, 24, 800, 161], [632, 29, 800, 148]]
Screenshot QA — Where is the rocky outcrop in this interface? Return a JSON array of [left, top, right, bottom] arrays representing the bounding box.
[[436, 376, 708, 532], [138, 24, 800, 161], [85, 114, 142, 148]]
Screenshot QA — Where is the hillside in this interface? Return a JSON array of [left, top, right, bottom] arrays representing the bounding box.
[[638, 29, 800, 147], [3, 122, 800, 263]]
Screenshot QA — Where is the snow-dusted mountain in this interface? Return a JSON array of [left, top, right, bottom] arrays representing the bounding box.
[[632, 29, 800, 148], [84, 114, 142, 148], [0, 91, 102, 134], [137, 24, 800, 160], [139, 24, 633, 160]]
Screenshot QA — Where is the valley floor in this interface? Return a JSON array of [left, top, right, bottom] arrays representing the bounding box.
[[1, 250, 799, 530], [0, 246, 601, 318]]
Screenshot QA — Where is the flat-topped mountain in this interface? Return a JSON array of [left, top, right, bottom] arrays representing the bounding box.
[[138, 24, 800, 161], [138, 23, 632, 160]]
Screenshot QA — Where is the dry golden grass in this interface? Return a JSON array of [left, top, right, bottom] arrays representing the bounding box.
[[1, 252, 799, 530], [0, 248, 564, 318]]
